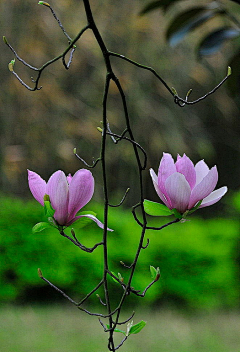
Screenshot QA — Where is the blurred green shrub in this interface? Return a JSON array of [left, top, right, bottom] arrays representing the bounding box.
[[0, 193, 239, 310]]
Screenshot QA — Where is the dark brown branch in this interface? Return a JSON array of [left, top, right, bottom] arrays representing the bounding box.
[[146, 218, 180, 230], [96, 294, 107, 306], [120, 261, 133, 269], [113, 311, 135, 325], [39, 273, 78, 305], [141, 238, 150, 249], [60, 229, 103, 253], [74, 151, 101, 168], [77, 279, 104, 306], [109, 51, 231, 107], [115, 336, 128, 350]]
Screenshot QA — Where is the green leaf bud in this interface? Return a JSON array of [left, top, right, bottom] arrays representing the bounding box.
[[38, 1, 50, 7], [8, 59, 15, 72], [37, 268, 43, 278], [3, 36, 8, 44], [32, 222, 52, 233]]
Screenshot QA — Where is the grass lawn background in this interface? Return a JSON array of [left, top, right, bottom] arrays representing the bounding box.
[[1, 305, 240, 352]]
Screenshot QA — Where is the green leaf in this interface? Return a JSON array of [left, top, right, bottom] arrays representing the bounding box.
[[198, 27, 240, 56], [140, 0, 182, 15], [128, 321, 146, 335], [150, 265, 160, 280], [32, 222, 52, 233], [106, 324, 126, 335], [111, 272, 119, 284], [73, 211, 97, 229], [166, 7, 223, 46], [44, 200, 55, 218], [144, 200, 173, 216], [150, 265, 157, 279]]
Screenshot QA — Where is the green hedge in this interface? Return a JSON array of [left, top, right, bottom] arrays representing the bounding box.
[[0, 193, 239, 309]]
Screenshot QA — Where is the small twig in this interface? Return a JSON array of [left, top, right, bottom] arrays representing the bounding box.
[[77, 280, 104, 306], [78, 304, 120, 319], [60, 230, 103, 253], [113, 311, 135, 325], [4, 40, 38, 70], [11, 70, 42, 91], [173, 68, 231, 106], [43, 2, 72, 42], [133, 278, 159, 297], [96, 294, 107, 306], [77, 306, 114, 318], [39, 272, 78, 305], [141, 238, 150, 249], [74, 151, 101, 168], [120, 261, 133, 269], [109, 188, 130, 207], [99, 318, 107, 331], [62, 47, 76, 69], [132, 203, 144, 228], [115, 336, 128, 350], [146, 218, 180, 230]]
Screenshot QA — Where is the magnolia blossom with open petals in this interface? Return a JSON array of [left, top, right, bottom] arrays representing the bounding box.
[[28, 169, 110, 229], [150, 153, 227, 214]]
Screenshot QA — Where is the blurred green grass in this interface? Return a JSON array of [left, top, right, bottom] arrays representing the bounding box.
[[0, 305, 240, 352]]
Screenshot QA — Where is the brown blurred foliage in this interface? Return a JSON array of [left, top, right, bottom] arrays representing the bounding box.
[[1, 0, 240, 207]]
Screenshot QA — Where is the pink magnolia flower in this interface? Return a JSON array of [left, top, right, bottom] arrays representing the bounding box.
[[150, 153, 227, 214], [28, 169, 111, 230]]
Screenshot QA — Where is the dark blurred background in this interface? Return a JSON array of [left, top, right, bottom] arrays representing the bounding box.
[[1, 0, 240, 313]]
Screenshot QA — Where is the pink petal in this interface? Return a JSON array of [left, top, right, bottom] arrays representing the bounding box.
[[199, 186, 227, 208], [28, 170, 46, 206], [150, 168, 171, 208], [47, 170, 69, 225], [158, 153, 176, 194], [189, 166, 218, 209], [195, 160, 210, 185], [176, 154, 196, 189], [165, 172, 191, 213], [69, 214, 113, 231], [67, 174, 72, 184], [68, 169, 94, 222]]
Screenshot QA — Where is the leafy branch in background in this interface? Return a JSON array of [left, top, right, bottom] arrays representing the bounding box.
[[140, 0, 240, 96], [3, 0, 230, 351]]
